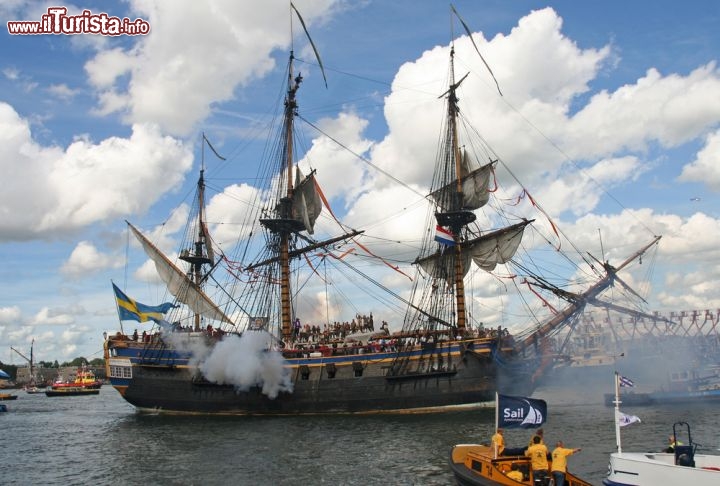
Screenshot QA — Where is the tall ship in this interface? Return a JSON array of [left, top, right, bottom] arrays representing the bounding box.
[[542, 308, 720, 389], [104, 6, 658, 415]]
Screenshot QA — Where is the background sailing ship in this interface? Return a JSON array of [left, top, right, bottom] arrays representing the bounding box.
[[104, 5, 661, 415]]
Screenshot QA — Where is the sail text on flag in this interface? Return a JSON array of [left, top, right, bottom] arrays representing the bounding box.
[[497, 394, 547, 429]]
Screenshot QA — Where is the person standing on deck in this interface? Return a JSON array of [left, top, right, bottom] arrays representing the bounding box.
[[528, 427, 544, 448], [525, 436, 549, 485], [491, 428, 505, 456], [551, 440, 581, 486]]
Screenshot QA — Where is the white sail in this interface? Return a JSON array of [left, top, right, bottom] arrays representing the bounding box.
[[467, 222, 528, 271], [417, 221, 530, 277], [429, 153, 493, 211], [128, 223, 234, 324], [293, 167, 323, 234]]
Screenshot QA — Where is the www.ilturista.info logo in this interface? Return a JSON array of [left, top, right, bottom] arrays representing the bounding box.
[[503, 400, 544, 426], [7, 7, 150, 36]]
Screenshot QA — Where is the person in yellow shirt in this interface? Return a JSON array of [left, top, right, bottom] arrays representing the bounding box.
[[664, 435, 683, 453], [506, 462, 523, 482], [525, 436, 549, 484], [528, 427, 544, 448], [551, 440, 581, 486], [491, 428, 505, 456]]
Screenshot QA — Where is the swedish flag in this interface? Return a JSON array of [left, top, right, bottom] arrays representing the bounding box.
[[113, 283, 176, 323]]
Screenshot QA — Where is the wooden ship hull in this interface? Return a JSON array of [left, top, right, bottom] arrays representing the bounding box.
[[106, 336, 533, 415]]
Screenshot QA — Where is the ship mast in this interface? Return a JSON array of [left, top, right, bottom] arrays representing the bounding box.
[[257, 52, 303, 343], [516, 235, 662, 353], [179, 137, 215, 331], [280, 53, 300, 341], [435, 45, 476, 331], [10, 339, 35, 384], [256, 5, 327, 344]]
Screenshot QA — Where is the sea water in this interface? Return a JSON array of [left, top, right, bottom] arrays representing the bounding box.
[[1, 386, 719, 485]]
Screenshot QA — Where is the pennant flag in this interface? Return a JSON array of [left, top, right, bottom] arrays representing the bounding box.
[[619, 375, 635, 387], [497, 394, 547, 429], [434, 225, 455, 246], [617, 410, 641, 427], [113, 283, 177, 323], [0, 369, 10, 380]]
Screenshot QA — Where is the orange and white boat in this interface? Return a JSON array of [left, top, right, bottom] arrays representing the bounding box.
[[51, 365, 102, 390]]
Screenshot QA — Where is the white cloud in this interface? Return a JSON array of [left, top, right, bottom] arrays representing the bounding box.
[[0, 306, 22, 325], [678, 129, 720, 191], [0, 103, 193, 241], [32, 307, 77, 326], [61, 241, 124, 278], [46, 83, 80, 101], [566, 63, 720, 159], [84, 0, 338, 136]]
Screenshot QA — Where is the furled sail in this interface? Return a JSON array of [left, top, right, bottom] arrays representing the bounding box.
[[416, 220, 531, 277], [429, 152, 494, 211], [292, 167, 323, 234], [127, 222, 234, 324]]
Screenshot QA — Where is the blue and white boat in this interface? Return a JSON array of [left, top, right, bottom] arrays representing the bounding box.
[[604, 373, 720, 485]]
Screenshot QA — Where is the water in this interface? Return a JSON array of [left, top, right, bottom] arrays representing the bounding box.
[[2, 386, 719, 485]]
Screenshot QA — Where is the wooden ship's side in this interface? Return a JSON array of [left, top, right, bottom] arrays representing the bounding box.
[[107, 332, 518, 414]]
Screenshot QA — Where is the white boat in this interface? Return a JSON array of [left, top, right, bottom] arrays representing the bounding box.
[[604, 447, 720, 485], [604, 372, 720, 485]]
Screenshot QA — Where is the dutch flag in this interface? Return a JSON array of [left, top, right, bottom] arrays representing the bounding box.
[[619, 375, 635, 387], [435, 225, 455, 246]]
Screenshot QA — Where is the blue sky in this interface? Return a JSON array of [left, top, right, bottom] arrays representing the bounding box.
[[1, 0, 719, 364]]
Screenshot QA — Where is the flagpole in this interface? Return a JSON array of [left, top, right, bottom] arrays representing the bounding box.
[[494, 392, 499, 459], [615, 371, 622, 453]]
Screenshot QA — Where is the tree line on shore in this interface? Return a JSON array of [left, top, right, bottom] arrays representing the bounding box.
[[0, 357, 104, 380]]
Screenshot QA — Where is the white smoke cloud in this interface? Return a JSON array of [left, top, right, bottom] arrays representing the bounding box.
[[200, 332, 293, 398], [172, 331, 294, 399]]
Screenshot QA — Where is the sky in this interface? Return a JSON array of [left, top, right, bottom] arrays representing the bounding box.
[[1, 0, 720, 365]]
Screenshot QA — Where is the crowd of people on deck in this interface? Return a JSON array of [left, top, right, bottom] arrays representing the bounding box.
[[111, 315, 516, 360], [291, 313, 378, 342], [491, 427, 581, 486]]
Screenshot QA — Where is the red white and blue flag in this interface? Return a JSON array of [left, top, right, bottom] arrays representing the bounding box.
[[619, 375, 635, 387], [434, 225, 455, 246]]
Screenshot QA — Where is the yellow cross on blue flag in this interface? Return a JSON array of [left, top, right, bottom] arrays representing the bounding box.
[[112, 282, 176, 323]]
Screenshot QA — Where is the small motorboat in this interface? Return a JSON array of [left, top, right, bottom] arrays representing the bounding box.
[[0, 403, 7, 412], [450, 394, 592, 485], [0, 392, 18, 401], [605, 372, 720, 485], [50, 365, 102, 390], [450, 444, 592, 486], [45, 387, 100, 397], [604, 421, 720, 485]]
